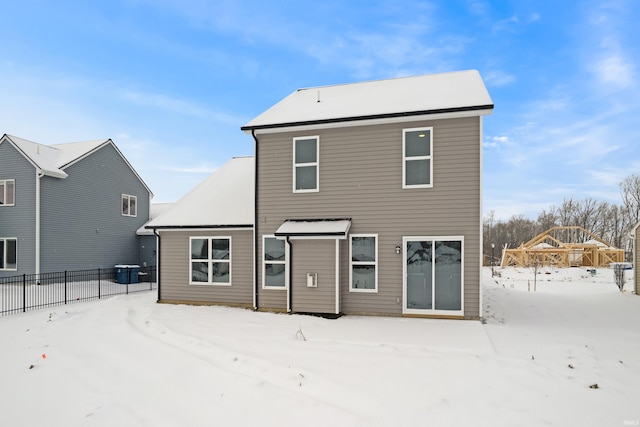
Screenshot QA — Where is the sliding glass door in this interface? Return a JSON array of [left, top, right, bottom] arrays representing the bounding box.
[[404, 237, 463, 315]]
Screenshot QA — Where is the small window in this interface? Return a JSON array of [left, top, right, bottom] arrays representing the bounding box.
[[0, 179, 15, 206], [0, 238, 17, 270], [189, 237, 231, 285], [293, 136, 319, 192], [403, 128, 433, 188], [350, 234, 378, 292], [263, 236, 287, 289], [122, 194, 137, 217]]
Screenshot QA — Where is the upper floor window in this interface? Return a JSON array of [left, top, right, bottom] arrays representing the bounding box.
[[190, 237, 231, 285], [0, 238, 17, 270], [0, 179, 15, 206], [263, 236, 287, 289], [293, 136, 319, 192], [403, 128, 433, 188], [350, 234, 378, 292], [122, 194, 137, 217]]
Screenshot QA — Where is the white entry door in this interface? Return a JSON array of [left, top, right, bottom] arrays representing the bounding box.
[[403, 237, 463, 316]]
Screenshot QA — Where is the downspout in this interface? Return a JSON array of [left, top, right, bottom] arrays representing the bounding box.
[[35, 170, 43, 275], [251, 129, 259, 311], [153, 228, 161, 302], [286, 236, 292, 313]]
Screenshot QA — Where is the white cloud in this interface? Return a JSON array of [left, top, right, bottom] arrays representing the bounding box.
[[593, 54, 634, 89], [484, 70, 515, 87], [122, 92, 243, 125]]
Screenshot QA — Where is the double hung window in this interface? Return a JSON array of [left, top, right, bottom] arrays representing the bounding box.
[[0, 179, 15, 206], [190, 237, 231, 285], [263, 236, 286, 289], [293, 136, 319, 192], [122, 194, 137, 217], [0, 238, 17, 270], [350, 234, 378, 292], [403, 128, 433, 188]]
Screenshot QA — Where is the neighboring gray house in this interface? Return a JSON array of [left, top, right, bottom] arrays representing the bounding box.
[[241, 70, 493, 319], [0, 134, 153, 277], [145, 157, 254, 307]]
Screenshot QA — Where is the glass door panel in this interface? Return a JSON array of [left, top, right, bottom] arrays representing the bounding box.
[[406, 240, 432, 309], [434, 241, 462, 310]]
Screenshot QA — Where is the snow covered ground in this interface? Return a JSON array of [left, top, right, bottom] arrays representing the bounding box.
[[1, 267, 639, 426]]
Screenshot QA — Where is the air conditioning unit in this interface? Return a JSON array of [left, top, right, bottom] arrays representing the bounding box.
[[307, 272, 317, 288]]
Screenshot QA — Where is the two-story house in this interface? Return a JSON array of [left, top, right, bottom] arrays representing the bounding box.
[[241, 70, 493, 319], [0, 134, 153, 277], [148, 70, 492, 319]]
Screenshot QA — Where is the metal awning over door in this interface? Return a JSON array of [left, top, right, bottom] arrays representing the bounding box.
[[274, 218, 351, 239]]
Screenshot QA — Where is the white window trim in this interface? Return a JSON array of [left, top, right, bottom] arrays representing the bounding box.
[[293, 135, 319, 193], [121, 194, 137, 217], [402, 236, 464, 316], [262, 235, 288, 290], [189, 236, 232, 286], [349, 234, 378, 293], [402, 127, 433, 189], [0, 179, 15, 206], [0, 237, 18, 271]]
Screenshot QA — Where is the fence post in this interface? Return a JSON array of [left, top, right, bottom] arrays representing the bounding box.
[[64, 271, 68, 305], [22, 274, 26, 313], [98, 268, 101, 300]]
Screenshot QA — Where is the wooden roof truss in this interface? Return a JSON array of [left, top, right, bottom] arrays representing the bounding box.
[[500, 226, 624, 268]]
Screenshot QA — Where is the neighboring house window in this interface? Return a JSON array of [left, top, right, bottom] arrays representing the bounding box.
[[0, 238, 17, 270], [0, 179, 15, 206], [350, 234, 378, 292], [403, 127, 433, 188], [190, 237, 231, 285], [293, 136, 319, 192], [122, 194, 137, 217], [263, 236, 287, 289]]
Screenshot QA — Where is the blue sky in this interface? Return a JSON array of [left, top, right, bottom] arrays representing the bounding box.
[[1, 0, 638, 220]]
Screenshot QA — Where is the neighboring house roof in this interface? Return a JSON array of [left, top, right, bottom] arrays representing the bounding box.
[[136, 203, 176, 236], [146, 156, 254, 229], [241, 70, 493, 131], [0, 134, 153, 195]]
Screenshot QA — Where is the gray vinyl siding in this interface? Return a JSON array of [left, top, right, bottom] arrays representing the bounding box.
[[39, 143, 151, 273], [139, 235, 157, 269], [256, 116, 481, 318], [158, 229, 253, 305], [290, 239, 336, 314], [0, 140, 37, 277]]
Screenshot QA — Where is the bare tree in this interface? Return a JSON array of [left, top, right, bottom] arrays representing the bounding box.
[[620, 174, 640, 226]]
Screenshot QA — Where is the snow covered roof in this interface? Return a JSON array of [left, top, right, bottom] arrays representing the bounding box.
[[241, 70, 493, 132], [1, 134, 109, 178], [274, 219, 351, 239], [146, 157, 254, 229], [1, 135, 152, 197], [136, 203, 176, 236]]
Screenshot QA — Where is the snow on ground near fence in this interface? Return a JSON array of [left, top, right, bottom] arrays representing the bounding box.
[[0, 267, 638, 426]]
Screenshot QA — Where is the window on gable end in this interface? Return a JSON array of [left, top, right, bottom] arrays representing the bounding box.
[[0, 179, 15, 206], [122, 194, 137, 217]]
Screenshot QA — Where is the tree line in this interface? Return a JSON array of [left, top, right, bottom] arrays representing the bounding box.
[[483, 174, 640, 264]]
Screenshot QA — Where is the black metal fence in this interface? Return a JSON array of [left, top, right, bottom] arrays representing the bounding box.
[[0, 266, 156, 316]]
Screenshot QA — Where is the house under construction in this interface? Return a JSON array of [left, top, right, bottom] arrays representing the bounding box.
[[500, 226, 624, 268]]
